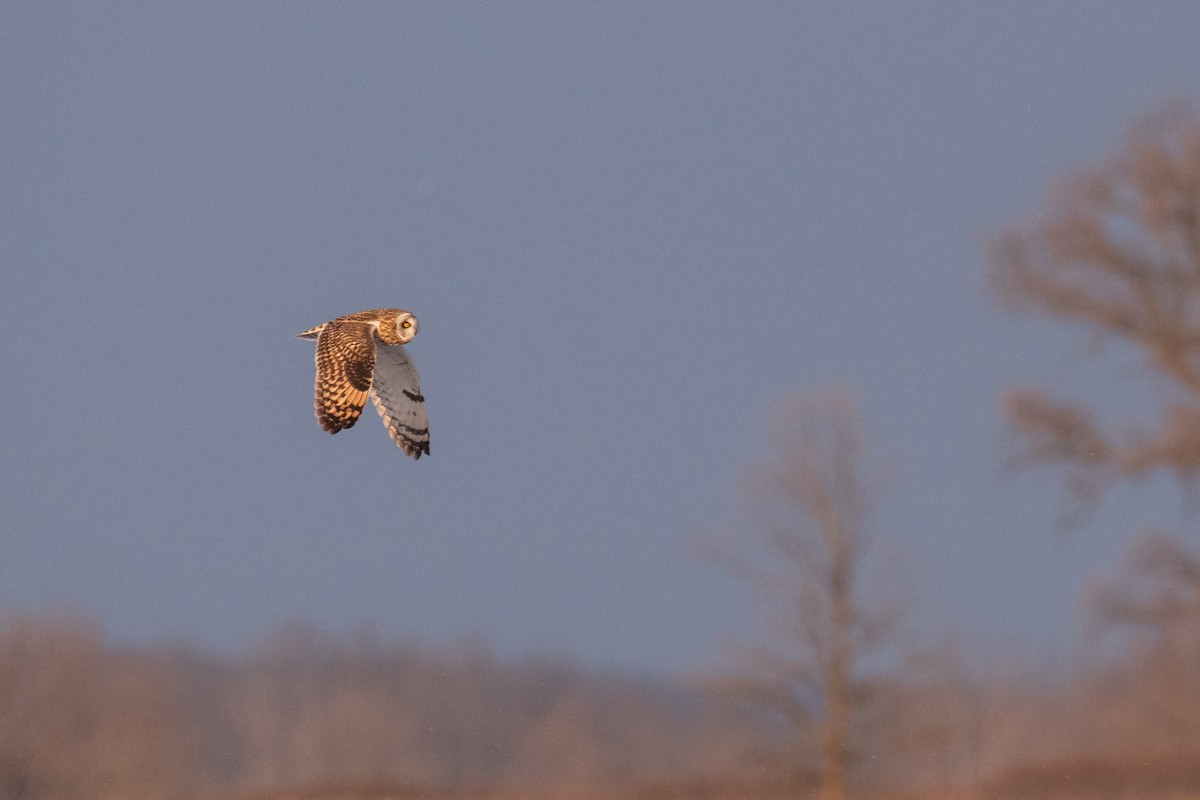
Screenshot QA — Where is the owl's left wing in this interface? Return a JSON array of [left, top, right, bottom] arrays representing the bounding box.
[[370, 344, 431, 459]]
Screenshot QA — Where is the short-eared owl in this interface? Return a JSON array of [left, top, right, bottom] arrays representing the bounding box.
[[297, 308, 430, 459]]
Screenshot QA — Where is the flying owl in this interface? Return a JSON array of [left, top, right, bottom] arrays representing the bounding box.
[[297, 308, 430, 459]]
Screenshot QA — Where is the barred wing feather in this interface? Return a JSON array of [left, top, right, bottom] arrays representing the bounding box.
[[370, 344, 430, 459]]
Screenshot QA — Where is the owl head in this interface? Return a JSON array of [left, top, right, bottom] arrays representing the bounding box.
[[393, 310, 418, 344]]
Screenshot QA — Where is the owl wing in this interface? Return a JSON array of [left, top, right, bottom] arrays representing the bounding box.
[[314, 321, 377, 433], [370, 344, 431, 459]]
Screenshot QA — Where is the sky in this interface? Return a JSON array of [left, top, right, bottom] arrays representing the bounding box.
[[4, 2, 1200, 675]]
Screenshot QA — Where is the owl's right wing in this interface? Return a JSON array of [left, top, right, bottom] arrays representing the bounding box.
[[314, 321, 377, 433], [370, 344, 430, 459]]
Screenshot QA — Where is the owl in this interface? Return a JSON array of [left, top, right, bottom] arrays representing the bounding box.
[[297, 308, 430, 459]]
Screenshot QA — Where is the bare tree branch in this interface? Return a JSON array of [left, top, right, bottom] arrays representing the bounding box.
[[988, 101, 1200, 513], [1087, 532, 1200, 631]]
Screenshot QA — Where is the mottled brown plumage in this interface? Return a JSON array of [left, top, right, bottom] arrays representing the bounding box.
[[313, 320, 376, 433], [297, 308, 430, 459]]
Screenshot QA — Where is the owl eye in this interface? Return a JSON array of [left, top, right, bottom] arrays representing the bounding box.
[[401, 321, 411, 329]]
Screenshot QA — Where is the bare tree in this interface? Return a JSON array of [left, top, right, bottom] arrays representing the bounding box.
[[705, 385, 908, 800], [987, 99, 1200, 755], [986, 101, 1200, 574], [987, 101, 1200, 515]]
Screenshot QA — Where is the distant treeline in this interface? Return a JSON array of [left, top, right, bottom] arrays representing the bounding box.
[[4, 612, 1200, 800], [0, 615, 780, 800]]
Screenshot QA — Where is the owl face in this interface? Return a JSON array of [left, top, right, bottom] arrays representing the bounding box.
[[394, 311, 418, 344]]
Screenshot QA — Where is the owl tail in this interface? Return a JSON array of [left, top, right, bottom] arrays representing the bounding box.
[[296, 323, 326, 340]]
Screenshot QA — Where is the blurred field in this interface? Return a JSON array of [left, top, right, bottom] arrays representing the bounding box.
[[230, 759, 1200, 800], [229, 777, 793, 800]]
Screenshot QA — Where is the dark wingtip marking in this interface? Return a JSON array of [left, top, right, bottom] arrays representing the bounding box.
[[317, 414, 357, 434], [395, 433, 431, 460], [402, 389, 425, 402]]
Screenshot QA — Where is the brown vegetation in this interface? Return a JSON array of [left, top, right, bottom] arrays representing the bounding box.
[[25, 609, 1196, 800], [0, 616, 779, 800]]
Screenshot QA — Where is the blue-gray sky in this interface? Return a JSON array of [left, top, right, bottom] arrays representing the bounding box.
[[3, 3, 1199, 673]]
